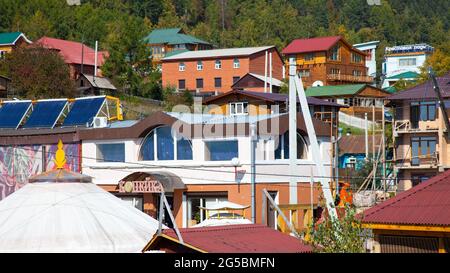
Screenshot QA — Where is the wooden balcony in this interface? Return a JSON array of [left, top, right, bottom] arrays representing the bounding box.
[[395, 152, 440, 169], [393, 119, 440, 136], [327, 74, 373, 83]]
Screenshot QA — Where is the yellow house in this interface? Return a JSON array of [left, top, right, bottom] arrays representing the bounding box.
[[361, 169, 450, 253], [0, 32, 32, 58]]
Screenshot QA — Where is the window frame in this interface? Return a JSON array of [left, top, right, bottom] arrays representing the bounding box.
[[229, 102, 249, 116], [178, 79, 186, 90], [197, 61, 203, 71], [233, 58, 240, 69], [96, 142, 126, 163], [204, 139, 239, 161], [411, 136, 437, 166], [214, 77, 222, 88], [215, 59, 222, 69], [304, 53, 315, 61], [399, 58, 417, 67], [179, 62, 186, 72]]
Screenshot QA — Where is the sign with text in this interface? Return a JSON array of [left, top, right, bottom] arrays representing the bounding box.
[[118, 179, 164, 193]]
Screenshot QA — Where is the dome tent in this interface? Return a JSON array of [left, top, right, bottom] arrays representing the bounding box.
[[0, 141, 164, 253]]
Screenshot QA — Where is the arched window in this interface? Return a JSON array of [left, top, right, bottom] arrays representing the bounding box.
[[197, 61, 203, 70], [140, 126, 193, 161], [274, 131, 308, 160], [179, 62, 186, 71]]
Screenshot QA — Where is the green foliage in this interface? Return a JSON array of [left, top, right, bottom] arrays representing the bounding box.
[[162, 86, 193, 111], [0, 45, 75, 99], [309, 205, 367, 253]]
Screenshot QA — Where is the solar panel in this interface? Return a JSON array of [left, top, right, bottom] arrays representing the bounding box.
[[62, 97, 105, 127], [0, 101, 32, 129], [23, 100, 68, 129]]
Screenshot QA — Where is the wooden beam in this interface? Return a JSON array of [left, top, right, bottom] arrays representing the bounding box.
[[362, 223, 450, 233]]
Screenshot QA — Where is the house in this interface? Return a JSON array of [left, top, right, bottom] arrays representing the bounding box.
[[353, 40, 379, 78], [383, 71, 420, 88], [0, 75, 11, 98], [382, 43, 434, 88], [231, 73, 283, 93], [282, 36, 372, 88], [142, 224, 312, 253], [75, 73, 116, 96], [387, 71, 450, 192], [0, 103, 334, 230], [145, 28, 212, 66], [305, 84, 391, 120], [202, 89, 344, 138], [338, 135, 383, 170], [161, 46, 283, 94], [0, 32, 32, 58], [35, 36, 107, 80], [361, 169, 450, 253]]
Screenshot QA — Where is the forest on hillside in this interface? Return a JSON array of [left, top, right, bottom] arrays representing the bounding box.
[[0, 0, 449, 99]]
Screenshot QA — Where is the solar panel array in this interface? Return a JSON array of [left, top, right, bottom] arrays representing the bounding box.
[[0, 96, 106, 130], [23, 100, 68, 129], [0, 101, 32, 129], [62, 97, 105, 127]]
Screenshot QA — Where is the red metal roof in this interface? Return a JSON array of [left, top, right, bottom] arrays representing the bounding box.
[[362, 169, 450, 226], [162, 224, 312, 253], [282, 36, 342, 55], [35, 37, 106, 66]]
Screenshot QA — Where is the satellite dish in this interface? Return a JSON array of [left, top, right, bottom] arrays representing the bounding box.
[[312, 81, 324, 87]]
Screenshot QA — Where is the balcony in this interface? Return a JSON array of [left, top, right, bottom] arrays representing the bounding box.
[[327, 74, 373, 83], [395, 152, 440, 169], [393, 119, 440, 136]]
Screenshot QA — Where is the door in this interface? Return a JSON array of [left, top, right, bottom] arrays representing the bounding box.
[[267, 191, 278, 229]]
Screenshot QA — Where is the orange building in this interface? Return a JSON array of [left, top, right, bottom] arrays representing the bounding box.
[[161, 46, 283, 94], [282, 36, 372, 88]]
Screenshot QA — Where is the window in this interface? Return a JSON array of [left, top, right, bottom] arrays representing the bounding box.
[[197, 61, 203, 70], [179, 62, 185, 71], [233, 58, 240, 68], [152, 46, 163, 55], [329, 45, 340, 61], [205, 140, 238, 161], [215, 60, 222, 69], [353, 70, 362, 76], [399, 58, 416, 66], [97, 143, 125, 163], [0, 51, 5, 59], [174, 44, 186, 50], [411, 136, 436, 166], [411, 174, 430, 187], [410, 101, 436, 127], [233, 76, 240, 84], [139, 126, 193, 161], [214, 77, 222, 88], [304, 53, 314, 61], [229, 102, 248, 116], [196, 78, 203, 89], [298, 69, 310, 77], [187, 194, 228, 227], [178, 79, 186, 90], [351, 53, 363, 63], [330, 68, 340, 75], [119, 196, 144, 211], [274, 131, 308, 160]]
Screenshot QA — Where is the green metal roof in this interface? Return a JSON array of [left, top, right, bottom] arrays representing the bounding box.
[[383, 86, 397, 93], [164, 49, 189, 58], [144, 28, 211, 46], [386, 71, 419, 80], [305, 84, 366, 97], [0, 32, 24, 45]]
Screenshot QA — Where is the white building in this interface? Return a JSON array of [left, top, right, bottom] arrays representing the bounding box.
[[353, 41, 379, 79], [382, 43, 434, 88]]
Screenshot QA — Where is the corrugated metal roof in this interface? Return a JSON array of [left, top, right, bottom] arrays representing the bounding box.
[[162, 46, 274, 61], [386, 71, 420, 80], [0, 32, 31, 45], [306, 84, 367, 97], [387, 72, 450, 101], [144, 28, 211, 45], [161, 224, 312, 253], [339, 135, 382, 156], [362, 169, 450, 227], [282, 36, 341, 55]]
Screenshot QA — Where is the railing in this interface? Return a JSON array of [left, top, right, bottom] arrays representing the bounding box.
[[339, 112, 375, 129], [395, 152, 439, 168], [394, 120, 411, 132], [393, 119, 439, 135], [327, 74, 374, 83]]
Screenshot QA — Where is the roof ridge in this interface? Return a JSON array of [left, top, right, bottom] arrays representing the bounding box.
[[363, 172, 449, 220], [167, 224, 264, 234]]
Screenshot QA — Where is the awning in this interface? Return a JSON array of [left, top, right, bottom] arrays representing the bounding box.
[[119, 171, 186, 193]]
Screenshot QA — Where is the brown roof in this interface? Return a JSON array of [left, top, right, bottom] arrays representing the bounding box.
[[144, 224, 312, 253], [338, 135, 382, 156], [362, 169, 450, 227]]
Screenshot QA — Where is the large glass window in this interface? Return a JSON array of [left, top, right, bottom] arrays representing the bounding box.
[[351, 53, 363, 63], [411, 136, 436, 166], [97, 143, 125, 162], [140, 126, 193, 161], [329, 45, 340, 61], [411, 101, 436, 125], [274, 131, 308, 160], [187, 194, 228, 227], [399, 58, 416, 66], [205, 140, 238, 161]]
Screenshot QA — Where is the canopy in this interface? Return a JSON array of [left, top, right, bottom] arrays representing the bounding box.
[[0, 182, 164, 252], [199, 201, 250, 210], [192, 218, 252, 228]]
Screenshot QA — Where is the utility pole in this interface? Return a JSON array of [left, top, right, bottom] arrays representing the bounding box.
[[382, 104, 386, 194], [365, 113, 369, 159], [250, 122, 257, 223], [372, 105, 376, 190], [288, 57, 297, 204]]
